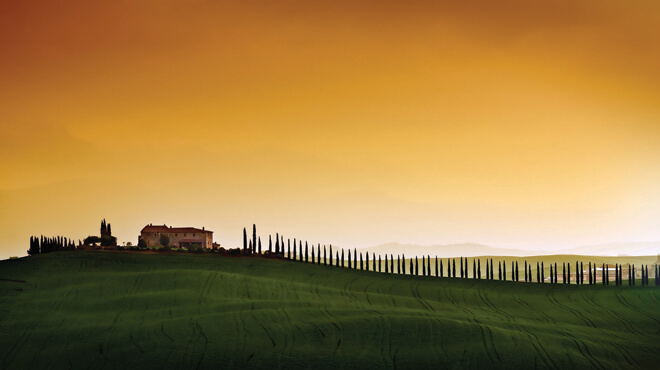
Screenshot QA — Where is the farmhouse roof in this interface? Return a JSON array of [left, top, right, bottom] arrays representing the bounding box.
[[140, 224, 213, 234]]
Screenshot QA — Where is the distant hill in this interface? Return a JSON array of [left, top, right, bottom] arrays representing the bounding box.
[[356, 241, 660, 258], [355, 242, 549, 258]]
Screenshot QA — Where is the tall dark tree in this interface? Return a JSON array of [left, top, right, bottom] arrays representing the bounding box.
[[588, 262, 592, 284], [393, 255, 396, 275], [465, 258, 468, 278], [439, 259, 443, 277], [374, 253, 377, 271], [550, 264, 554, 283], [460, 257, 464, 278], [365, 251, 369, 271], [243, 228, 247, 251], [305, 242, 309, 263], [258, 237, 262, 254], [348, 249, 352, 269], [318, 244, 321, 264], [490, 259, 494, 280], [324, 245, 327, 265], [288, 241, 291, 260], [449, 258, 452, 277], [477, 259, 481, 279], [435, 257, 439, 277], [341, 249, 345, 268], [414, 257, 418, 276], [275, 233, 279, 254], [360, 253, 363, 270], [401, 254, 405, 274], [486, 260, 489, 280], [249, 239, 253, 251], [503, 260, 506, 281], [354, 249, 358, 268], [299, 241, 303, 262], [580, 262, 583, 284], [567, 263, 571, 284], [336, 251, 340, 267], [452, 259, 456, 278], [537, 262, 540, 283], [398, 255, 401, 274], [292, 239, 297, 260], [421, 256, 425, 276], [385, 254, 389, 273], [473, 259, 476, 279], [253, 224, 257, 255], [379, 255, 382, 273], [269, 235, 272, 253], [524, 261, 528, 282], [515, 261, 519, 281], [563, 263, 566, 284], [498, 261, 502, 280], [311, 246, 315, 264], [281, 236, 285, 255], [628, 264, 632, 286], [329, 245, 333, 266]]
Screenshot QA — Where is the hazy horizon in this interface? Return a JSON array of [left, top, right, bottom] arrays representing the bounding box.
[[2, 0, 659, 259]]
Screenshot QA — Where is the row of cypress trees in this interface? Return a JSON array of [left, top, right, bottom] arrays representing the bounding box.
[[28, 235, 79, 255], [242, 225, 657, 286]]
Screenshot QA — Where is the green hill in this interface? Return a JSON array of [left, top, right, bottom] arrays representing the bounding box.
[[1, 251, 658, 369]]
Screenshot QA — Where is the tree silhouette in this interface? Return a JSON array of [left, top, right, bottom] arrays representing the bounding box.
[[365, 252, 369, 271], [393, 255, 396, 275], [401, 254, 405, 274], [329, 245, 333, 266], [159, 234, 170, 248], [305, 242, 309, 263], [473, 259, 476, 279], [515, 261, 519, 281], [253, 224, 257, 254], [269, 235, 272, 253], [452, 259, 456, 278], [341, 249, 344, 268], [243, 228, 247, 251], [311, 246, 315, 263], [439, 258, 443, 277], [348, 249, 352, 269], [435, 257, 439, 277], [360, 253, 364, 270], [324, 245, 327, 265], [385, 254, 389, 273], [275, 233, 279, 254], [258, 237, 262, 254], [460, 257, 464, 278], [478, 259, 481, 279]]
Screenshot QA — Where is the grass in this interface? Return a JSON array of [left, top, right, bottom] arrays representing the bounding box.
[[1, 251, 659, 369]]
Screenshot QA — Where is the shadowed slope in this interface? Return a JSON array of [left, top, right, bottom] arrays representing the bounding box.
[[1, 252, 658, 369]]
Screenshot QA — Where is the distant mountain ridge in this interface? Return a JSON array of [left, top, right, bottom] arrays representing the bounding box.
[[355, 242, 660, 258]]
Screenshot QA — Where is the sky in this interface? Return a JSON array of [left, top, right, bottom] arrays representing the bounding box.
[[1, 0, 659, 259]]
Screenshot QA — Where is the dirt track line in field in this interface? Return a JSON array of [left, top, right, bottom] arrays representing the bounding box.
[[581, 293, 644, 337], [614, 292, 660, 325], [546, 291, 596, 328], [0, 279, 25, 283]]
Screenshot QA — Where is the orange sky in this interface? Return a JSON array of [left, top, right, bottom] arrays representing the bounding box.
[[1, 0, 659, 259]]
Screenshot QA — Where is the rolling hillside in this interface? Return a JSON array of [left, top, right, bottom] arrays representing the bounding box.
[[1, 251, 659, 369]]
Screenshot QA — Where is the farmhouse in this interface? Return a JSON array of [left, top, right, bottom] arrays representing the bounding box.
[[139, 224, 213, 249]]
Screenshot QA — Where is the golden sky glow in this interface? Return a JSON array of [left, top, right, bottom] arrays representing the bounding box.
[[1, 0, 659, 258]]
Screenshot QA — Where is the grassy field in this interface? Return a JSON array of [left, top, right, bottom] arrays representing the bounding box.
[[1, 251, 659, 369]]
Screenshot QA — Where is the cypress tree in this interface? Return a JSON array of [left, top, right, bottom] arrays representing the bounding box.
[[628, 264, 631, 286], [615, 263, 618, 285], [421, 256, 425, 276], [249, 239, 253, 251], [360, 253, 363, 270], [398, 255, 401, 274], [515, 261, 519, 281], [258, 237, 262, 254], [401, 254, 405, 274], [602, 263, 605, 285], [536, 262, 540, 283], [486, 260, 489, 280], [550, 264, 554, 284], [580, 262, 583, 284], [448, 258, 451, 277], [304, 242, 309, 263], [392, 255, 395, 274], [503, 260, 506, 281], [299, 241, 303, 262], [329, 245, 333, 266], [243, 228, 247, 251], [415, 257, 419, 276], [452, 259, 456, 278], [498, 261, 502, 280], [541, 262, 544, 283], [473, 259, 476, 279], [379, 255, 382, 273], [478, 259, 481, 279], [292, 239, 297, 260], [374, 253, 377, 271], [460, 257, 464, 278], [524, 261, 528, 282], [336, 251, 340, 267], [563, 263, 566, 284], [439, 259, 443, 277], [348, 249, 352, 269], [275, 233, 279, 254], [365, 252, 369, 271], [465, 258, 468, 278], [435, 257, 439, 277], [288, 242, 291, 260], [589, 262, 592, 284], [354, 249, 357, 268], [311, 246, 315, 264], [269, 235, 272, 253], [385, 254, 389, 273], [318, 244, 321, 264], [341, 249, 344, 268], [567, 263, 571, 284], [253, 224, 257, 254]]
